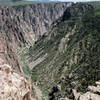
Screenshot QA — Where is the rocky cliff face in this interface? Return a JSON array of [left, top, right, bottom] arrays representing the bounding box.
[[0, 2, 73, 48], [0, 2, 99, 100], [0, 2, 73, 91], [0, 2, 74, 100], [0, 58, 33, 100], [0, 35, 22, 73], [20, 3, 100, 99], [73, 82, 100, 100]]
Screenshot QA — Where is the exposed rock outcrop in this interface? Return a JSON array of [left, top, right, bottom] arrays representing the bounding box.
[[0, 2, 73, 48], [0, 3, 75, 100], [0, 2, 97, 100], [26, 3, 99, 99], [0, 35, 22, 73], [0, 58, 34, 100], [73, 82, 100, 100]]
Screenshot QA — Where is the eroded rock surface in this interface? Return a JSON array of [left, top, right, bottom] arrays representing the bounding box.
[[73, 82, 100, 100], [0, 3, 73, 48], [0, 58, 34, 100]]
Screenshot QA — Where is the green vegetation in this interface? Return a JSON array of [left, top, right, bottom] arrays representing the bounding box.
[[0, 0, 33, 6], [32, 6, 100, 100], [0, 0, 57, 6], [87, 1, 100, 10], [12, 0, 23, 2], [47, 10, 100, 99], [67, 11, 100, 91], [17, 2, 100, 100], [18, 47, 31, 77]]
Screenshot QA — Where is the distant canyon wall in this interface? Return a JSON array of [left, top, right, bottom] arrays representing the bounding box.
[[0, 3, 73, 99], [0, 2, 73, 72], [0, 2, 73, 48]]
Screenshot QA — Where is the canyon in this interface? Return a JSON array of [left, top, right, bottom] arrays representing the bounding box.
[[0, 1, 100, 100], [0, 2, 73, 100]]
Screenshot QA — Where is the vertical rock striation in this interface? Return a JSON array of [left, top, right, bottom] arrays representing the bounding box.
[[0, 3, 74, 99], [0, 2, 73, 48]]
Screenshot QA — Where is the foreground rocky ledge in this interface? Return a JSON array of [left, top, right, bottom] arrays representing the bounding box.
[[0, 58, 36, 100], [60, 82, 100, 100], [73, 82, 100, 100]]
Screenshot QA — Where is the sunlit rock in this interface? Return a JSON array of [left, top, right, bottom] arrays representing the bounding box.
[[0, 58, 33, 100]]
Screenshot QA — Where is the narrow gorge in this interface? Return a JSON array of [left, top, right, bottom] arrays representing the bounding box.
[[0, 2, 73, 100], [0, 1, 100, 100]]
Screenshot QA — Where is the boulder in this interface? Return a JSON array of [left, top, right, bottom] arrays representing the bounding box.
[[72, 81, 100, 100], [79, 92, 100, 100], [88, 86, 100, 94], [96, 81, 100, 86]]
